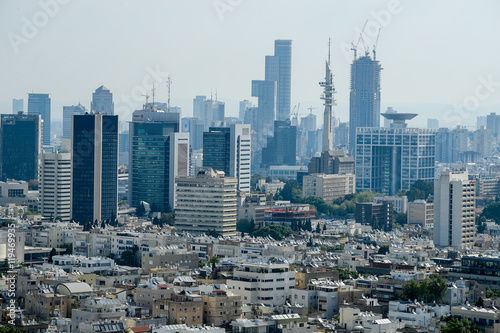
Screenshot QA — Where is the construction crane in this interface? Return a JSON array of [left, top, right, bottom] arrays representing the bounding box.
[[141, 92, 150, 106], [372, 28, 381, 60], [307, 106, 318, 114], [350, 20, 368, 60], [291, 103, 301, 126]]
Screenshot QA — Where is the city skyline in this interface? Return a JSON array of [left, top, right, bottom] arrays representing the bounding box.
[[1, 1, 499, 129]]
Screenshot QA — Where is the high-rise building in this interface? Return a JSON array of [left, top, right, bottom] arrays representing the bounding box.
[[182, 117, 204, 151], [62, 104, 86, 139], [308, 150, 354, 175], [0, 113, 41, 182], [334, 122, 349, 149], [474, 126, 493, 158], [91, 86, 114, 115], [348, 55, 381, 154], [355, 113, 435, 196], [320, 42, 336, 152], [251, 80, 276, 128], [72, 113, 118, 223], [261, 120, 296, 167], [434, 170, 475, 248], [39, 150, 71, 222], [203, 124, 251, 193], [355, 201, 394, 231], [193, 96, 206, 119], [477, 116, 487, 130], [12, 99, 23, 114], [435, 126, 469, 163], [129, 105, 189, 212], [301, 113, 316, 132], [486, 112, 500, 140], [239, 100, 253, 121], [175, 168, 237, 236], [427, 118, 439, 129], [199, 99, 225, 131], [266, 40, 292, 121], [28, 93, 51, 146]]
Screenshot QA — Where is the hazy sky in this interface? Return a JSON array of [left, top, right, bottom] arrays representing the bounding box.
[[1, 0, 499, 128]]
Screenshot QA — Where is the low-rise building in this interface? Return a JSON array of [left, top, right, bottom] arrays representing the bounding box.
[[407, 200, 434, 227], [227, 263, 295, 306], [141, 246, 198, 273], [152, 291, 204, 326], [302, 173, 355, 203]]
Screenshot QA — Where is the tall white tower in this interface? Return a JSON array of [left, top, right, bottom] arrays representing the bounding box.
[[433, 170, 476, 248], [320, 39, 336, 152]]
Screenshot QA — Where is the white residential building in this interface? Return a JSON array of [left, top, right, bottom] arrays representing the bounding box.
[[227, 263, 295, 306], [434, 170, 476, 248], [39, 151, 72, 222], [374, 196, 408, 214]]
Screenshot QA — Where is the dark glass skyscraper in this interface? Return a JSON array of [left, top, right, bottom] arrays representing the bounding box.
[[28, 93, 51, 146], [348, 55, 381, 155], [129, 105, 189, 212], [266, 40, 292, 121], [72, 113, 118, 223], [261, 120, 296, 167], [202, 124, 251, 192], [0, 113, 41, 182]]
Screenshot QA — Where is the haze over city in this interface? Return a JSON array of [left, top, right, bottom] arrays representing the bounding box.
[[1, 0, 500, 127]]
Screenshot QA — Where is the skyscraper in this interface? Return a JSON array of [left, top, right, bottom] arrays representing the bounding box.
[[203, 124, 251, 193], [193, 95, 206, 118], [239, 100, 253, 121], [320, 41, 335, 152], [348, 55, 381, 154], [434, 170, 475, 248], [72, 113, 118, 223], [355, 113, 435, 196], [39, 150, 71, 222], [12, 99, 23, 114], [28, 93, 51, 146], [0, 113, 41, 182], [266, 40, 292, 121], [199, 98, 225, 131], [129, 104, 189, 212], [486, 112, 500, 140], [91, 86, 114, 115], [63, 104, 86, 139], [261, 120, 296, 167]]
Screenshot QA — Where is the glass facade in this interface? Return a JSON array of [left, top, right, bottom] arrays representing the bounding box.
[[348, 56, 381, 154], [203, 127, 231, 175], [130, 121, 178, 212], [355, 128, 435, 195], [27, 93, 51, 146], [0, 114, 40, 182]]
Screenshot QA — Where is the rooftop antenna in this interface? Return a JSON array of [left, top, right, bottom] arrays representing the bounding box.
[[151, 82, 156, 106], [166, 75, 171, 112], [215, 89, 218, 101], [373, 28, 381, 60], [141, 92, 150, 106], [328, 37, 331, 65]]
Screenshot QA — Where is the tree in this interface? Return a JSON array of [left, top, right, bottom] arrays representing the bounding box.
[[402, 280, 421, 301], [378, 245, 390, 255], [136, 202, 146, 217], [335, 267, 359, 280], [0, 327, 28, 333], [209, 256, 220, 271], [405, 180, 434, 202], [251, 224, 294, 241], [394, 213, 407, 226], [118, 244, 140, 267], [48, 248, 57, 263], [160, 212, 175, 226], [441, 318, 480, 333], [402, 275, 447, 303], [237, 218, 253, 234], [101, 220, 106, 229], [482, 201, 500, 224], [315, 223, 321, 234], [152, 217, 160, 226], [198, 259, 206, 268], [61, 243, 73, 255], [276, 179, 302, 203]]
